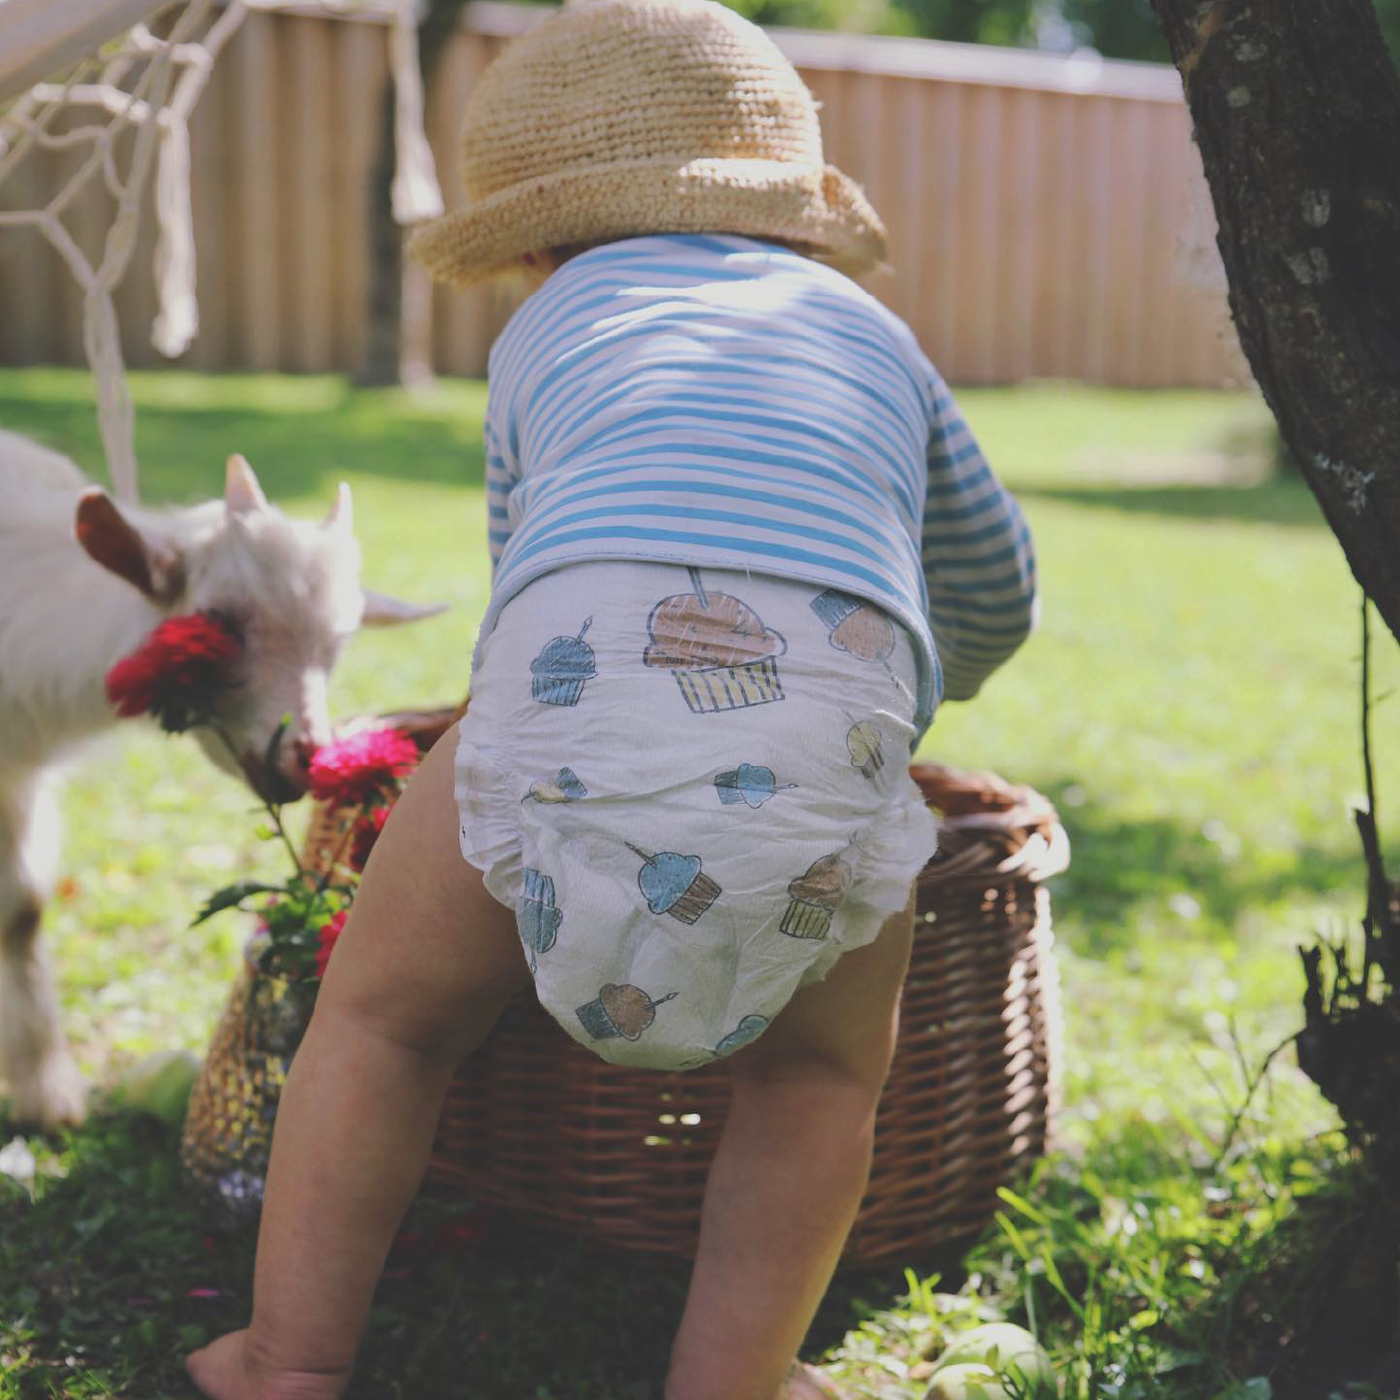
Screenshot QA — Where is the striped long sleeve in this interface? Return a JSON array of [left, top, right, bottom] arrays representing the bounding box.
[[472, 233, 1038, 737], [921, 371, 1038, 702], [485, 416, 516, 575]]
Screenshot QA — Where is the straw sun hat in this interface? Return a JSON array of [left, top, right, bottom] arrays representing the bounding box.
[[409, 0, 887, 287]]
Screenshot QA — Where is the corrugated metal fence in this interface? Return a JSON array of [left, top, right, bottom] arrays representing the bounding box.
[[0, 0, 1244, 386]]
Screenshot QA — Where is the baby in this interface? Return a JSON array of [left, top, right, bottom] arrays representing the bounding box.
[[187, 1, 1036, 1397]]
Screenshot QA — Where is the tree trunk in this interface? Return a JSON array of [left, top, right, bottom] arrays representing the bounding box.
[[359, 85, 403, 387], [358, 0, 470, 388], [1151, 0, 1400, 644]]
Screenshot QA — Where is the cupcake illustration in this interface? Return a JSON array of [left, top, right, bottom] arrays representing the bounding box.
[[780, 849, 854, 940], [530, 618, 596, 706], [516, 867, 562, 968], [644, 568, 786, 713], [846, 719, 885, 781], [714, 1013, 770, 1057], [627, 842, 721, 925], [576, 983, 678, 1042], [811, 588, 897, 665], [713, 763, 797, 809], [524, 767, 588, 803]]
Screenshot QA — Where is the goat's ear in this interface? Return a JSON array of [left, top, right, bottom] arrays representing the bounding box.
[[74, 489, 184, 603], [360, 588, 449, 627], [225, 453, 269, 515], [321, 481, 352, 534]]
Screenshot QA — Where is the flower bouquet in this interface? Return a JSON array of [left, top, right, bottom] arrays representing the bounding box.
[[178, 724, 419, 1223], [103, 612, 424, 1220]]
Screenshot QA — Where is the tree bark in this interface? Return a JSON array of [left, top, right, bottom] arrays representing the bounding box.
[[1151, 0, 1400, 643]]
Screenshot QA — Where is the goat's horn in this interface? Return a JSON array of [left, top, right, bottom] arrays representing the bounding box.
[[225, 454, 269, 514], [322, 481, 352, 533], [360, 589, 449, 627]]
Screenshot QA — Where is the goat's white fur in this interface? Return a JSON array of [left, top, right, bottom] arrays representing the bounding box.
[[0, 427, 421, 1127]]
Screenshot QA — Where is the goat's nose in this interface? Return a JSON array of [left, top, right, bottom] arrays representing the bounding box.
[[291, 739, 319, 775]]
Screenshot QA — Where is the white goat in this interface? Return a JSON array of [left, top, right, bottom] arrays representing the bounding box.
[[0, 427, 435, 1127]]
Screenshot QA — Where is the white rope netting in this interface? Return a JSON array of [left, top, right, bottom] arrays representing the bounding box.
[[0, 0, 442, 504]]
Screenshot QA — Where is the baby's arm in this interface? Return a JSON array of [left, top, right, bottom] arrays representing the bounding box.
[[186, 735, 530, 1400], [920, 369, 1037, 702]]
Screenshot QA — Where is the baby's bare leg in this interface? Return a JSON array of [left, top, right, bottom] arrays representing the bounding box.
[[187, 731, 529, 1400], [664, 895, 916, 1400]]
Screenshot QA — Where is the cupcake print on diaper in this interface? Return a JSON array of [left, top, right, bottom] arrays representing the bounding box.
[[530, 618, 596, 705], [811, 589, 897, 666], [627, 842, 721, 925], [714, 1013, 770, 1057], [576, 983, 678, 1042], [713, 763, 797, 809], [780, 848, 854, 940], [524, 767, 588, 803], [644, 568, 786, 713], [516, 867, 562, 969], [846, 719, 886, 781]]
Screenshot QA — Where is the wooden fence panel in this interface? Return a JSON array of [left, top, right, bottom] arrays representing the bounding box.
[[0, 2, 1245, 387]]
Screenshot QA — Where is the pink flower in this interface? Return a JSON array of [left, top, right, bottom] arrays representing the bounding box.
[[104, 612, 243, 732], [314, 909, 349, 977], [307, 729, 418, 808]]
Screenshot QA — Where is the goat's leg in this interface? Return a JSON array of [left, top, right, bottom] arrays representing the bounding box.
[[0, 774, 83, 1128]]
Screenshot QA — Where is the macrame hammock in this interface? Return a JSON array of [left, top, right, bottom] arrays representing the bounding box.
[[0, 0, 443, 504]]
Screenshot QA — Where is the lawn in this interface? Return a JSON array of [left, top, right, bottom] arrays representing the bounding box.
[[2, 367, 1398, 1399]]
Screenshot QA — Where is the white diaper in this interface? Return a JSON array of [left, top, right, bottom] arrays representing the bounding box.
[[454, 561, 939, 1071]]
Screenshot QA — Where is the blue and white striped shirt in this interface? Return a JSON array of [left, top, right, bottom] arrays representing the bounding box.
[[479, 234, 1036, 738]]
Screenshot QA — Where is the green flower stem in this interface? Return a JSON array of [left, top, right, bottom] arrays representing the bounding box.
[[212, 724, 304, 877]]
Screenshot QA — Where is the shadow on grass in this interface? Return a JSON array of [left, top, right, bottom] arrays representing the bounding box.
[[1034, 779, 1364, 961], [0, 377, 486, 504], [1019, 480, 1327, 530], [6, 1110, 948, 1399], [1, 1105, 981, 1399]]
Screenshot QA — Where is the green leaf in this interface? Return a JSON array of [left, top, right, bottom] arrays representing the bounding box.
[[997, 1184, 1051, 1226], [994, 1210, 1032, 1262], [176, 1322, 208, 1349], [189, 880, 286, 926], [1039, 1249, 1086, 1323]]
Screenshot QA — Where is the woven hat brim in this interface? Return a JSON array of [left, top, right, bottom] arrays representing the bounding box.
[[409, 157, 887, 288]]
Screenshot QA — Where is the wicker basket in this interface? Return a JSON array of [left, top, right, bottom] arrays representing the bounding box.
[[188, 703, 1068, 1265], [181, 938, 317, 1223], [180, 707, 469, 1222]]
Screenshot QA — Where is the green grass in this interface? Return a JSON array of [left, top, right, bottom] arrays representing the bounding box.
[[2, 367, 1398, 1399]]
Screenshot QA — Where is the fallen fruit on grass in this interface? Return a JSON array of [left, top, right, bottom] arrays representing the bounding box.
[[114, 1050, 201, 1126], [933, 1322, 1055, 1391], [923, 1363, 1017, 1400]]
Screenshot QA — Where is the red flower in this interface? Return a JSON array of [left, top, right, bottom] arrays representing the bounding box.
[[314, 909, 349, 977], [307, 728, 418, 808], [349, 805, 391, 872], [105, 612, 243, 733]]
